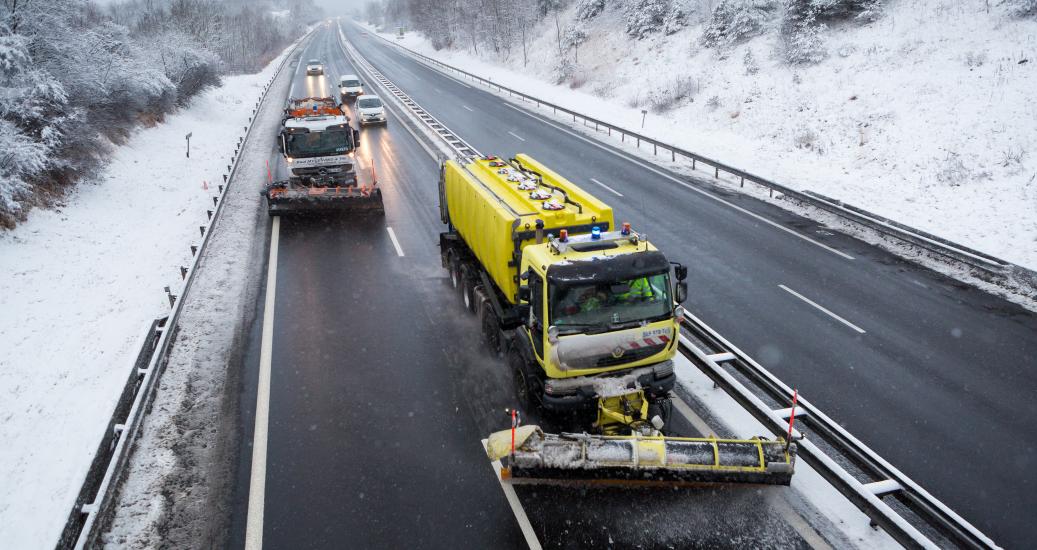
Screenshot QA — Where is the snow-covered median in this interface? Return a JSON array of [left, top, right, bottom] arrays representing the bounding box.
[[0, 46, 292, 547], [362, 2, 1037, 271]]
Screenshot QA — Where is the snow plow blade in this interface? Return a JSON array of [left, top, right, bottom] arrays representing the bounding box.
[[487, 426, 795, 487], [265, 185, 384, 216]]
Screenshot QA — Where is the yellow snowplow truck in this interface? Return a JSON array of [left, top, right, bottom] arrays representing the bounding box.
[[439, 155, 795, 486]]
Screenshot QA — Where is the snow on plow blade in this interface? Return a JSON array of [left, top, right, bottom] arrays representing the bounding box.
[[487, 426, 795, 487], [265, 186, 384, 216]]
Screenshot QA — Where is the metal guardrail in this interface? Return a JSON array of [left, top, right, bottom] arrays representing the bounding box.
[[679, 311, 999, 550], [362, 27, 1037, 294], [56, 31, 313, 550], [344, 29, 1002, 550]]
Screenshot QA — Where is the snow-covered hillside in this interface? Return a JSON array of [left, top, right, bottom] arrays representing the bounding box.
[[0, 42, 296, 547], [376, 0, 1037, 269]]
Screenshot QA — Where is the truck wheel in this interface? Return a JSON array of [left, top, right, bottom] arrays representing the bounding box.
[[461, 277, 477, 314], [448, 254, 461, 291], [508, 350, 538, 412], [481, 304, 502, 356]]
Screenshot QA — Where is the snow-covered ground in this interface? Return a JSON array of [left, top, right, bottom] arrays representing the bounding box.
[[367, 0, 1037, 270], [0, 44, 295, 547]]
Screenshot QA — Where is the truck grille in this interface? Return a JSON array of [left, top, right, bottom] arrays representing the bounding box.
[[566, 343, 667, 369]]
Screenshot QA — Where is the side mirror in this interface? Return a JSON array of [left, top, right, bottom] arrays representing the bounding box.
[[675, 281, 688, 304], [674, 263, 688, 282], [517, 286, 530, 302], [353, 128, 361, 145], [277, 134, 285, 153]]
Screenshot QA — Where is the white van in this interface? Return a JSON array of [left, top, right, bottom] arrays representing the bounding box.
[[339, 74, 363, 101]]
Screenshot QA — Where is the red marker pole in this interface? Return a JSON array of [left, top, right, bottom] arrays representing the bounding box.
[[786, 389, 798, 450], [510, 409, 517, 455], [266, 160, 272, 183]]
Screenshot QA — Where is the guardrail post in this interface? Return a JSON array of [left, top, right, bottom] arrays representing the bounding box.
[[654, 144, 657, 155], [740, 177, 745, 188], [637, 137, 640, 148], [714, 167, 719, 178], [671, 149, 675, 162], [199, 226, 205, 237], [190, 245, 197, 256], [164, 286, 176, 308], [212, 197, 218, 207], [692, 158, 696, 169], [218, 185, 224, 193], [180, 266, 188, 279], [206, 210, 213, 220]]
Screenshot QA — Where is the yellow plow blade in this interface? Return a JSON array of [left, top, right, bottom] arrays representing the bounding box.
[[486, 426, 795, 487]]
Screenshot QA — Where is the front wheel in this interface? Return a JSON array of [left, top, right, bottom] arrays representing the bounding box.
[[508, 349, 539, 413]]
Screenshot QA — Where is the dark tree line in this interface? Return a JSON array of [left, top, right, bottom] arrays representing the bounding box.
[[0, 0, 321, 227]]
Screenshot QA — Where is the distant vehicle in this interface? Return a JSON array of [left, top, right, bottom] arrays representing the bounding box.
[[355, 95, 386, 126], [361, 31, 368, 36], [339, 74, 363, 101], [306, 59, 324, 75]]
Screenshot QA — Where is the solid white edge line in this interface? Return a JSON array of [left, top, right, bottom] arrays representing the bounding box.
[[507, 130, 526, 142], [671, 396, 714, 437], [779, 284, 866, 334], [386, 226, 405, 257], [481, 439, 543, 550], [500, 102, 855, 261], [462, 104, 474, 111], [245, 216, 280, 550], [589, 177, 624, 197]]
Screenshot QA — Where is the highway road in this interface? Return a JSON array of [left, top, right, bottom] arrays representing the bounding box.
[[336, 22, 1037, 548], [228, 27, 822, 549]]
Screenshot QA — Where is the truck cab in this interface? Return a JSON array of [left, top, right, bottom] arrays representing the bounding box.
[[278, 98, 361, 187], [516, 229, 687, 411]]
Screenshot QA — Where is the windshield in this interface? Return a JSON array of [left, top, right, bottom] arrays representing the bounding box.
[[357, 98, 382, 109], [308, 59, 321, 64], [549, 272, 671, 332], [285, 130, 351, 158], [342, 80, 361, 87]]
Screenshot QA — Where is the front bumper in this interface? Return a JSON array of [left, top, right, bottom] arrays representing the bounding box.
[[360, 114, 386, 125], [540, 361, 676, 411]]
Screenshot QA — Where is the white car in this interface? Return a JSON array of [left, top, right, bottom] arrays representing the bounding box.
[[339, 74, 363, 100], [306, 59, 324, 75], [355, 95, 386, 126]]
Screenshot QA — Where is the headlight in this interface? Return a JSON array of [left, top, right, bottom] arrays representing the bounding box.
[[285, 157, 293, 163]]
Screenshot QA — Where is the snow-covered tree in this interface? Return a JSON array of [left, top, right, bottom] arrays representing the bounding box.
[[562, 23, 588, 61], [1005, 0, 1037, 17], [575, 0, 606, 20], [625, 0, 669, 38], [702, 0, 776, 49], [663, 1, 692, 34]]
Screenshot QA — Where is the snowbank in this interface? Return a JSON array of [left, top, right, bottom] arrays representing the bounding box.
[[0, 46, 292, 547], [367, 0, 1037, 270]]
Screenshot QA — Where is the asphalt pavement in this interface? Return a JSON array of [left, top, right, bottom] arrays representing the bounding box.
[[341, 23, 1037, 548], [229, 27, 825, 549]]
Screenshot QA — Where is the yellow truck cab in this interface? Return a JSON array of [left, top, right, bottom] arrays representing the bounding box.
[[439, 154, 689, 418]]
